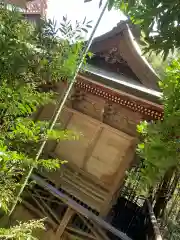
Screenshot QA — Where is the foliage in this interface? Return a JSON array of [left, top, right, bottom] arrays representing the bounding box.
[[164, 219, 180, 240], [0, 5, 90, 239], [59, 16, 92, 42], [129, 59, 180, 196], [86, 0, 180, 59], [113, 0, 180, 59], [0, 219, 45, 240], [34, 17, 91, 83], [143, 50, 180, 79], [144, 52, 167, 79]]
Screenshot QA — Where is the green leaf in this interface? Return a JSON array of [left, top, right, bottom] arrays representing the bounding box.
[[63, 15, 67, 22], [83, 17, 86, 24], [59, 28, 66, 34], [108, 0, 115, 10], [82, 28, 88, 33], [87, 20, 93, 24], [138, 143, 144, 150], [99, 0, 103, 7], [87, 51, 94, 58]]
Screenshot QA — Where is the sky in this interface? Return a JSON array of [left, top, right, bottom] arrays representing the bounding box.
[[46, 0, 127, 38]]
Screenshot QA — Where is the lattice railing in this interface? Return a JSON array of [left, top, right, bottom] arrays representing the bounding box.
[[22, 173, 132, 240]]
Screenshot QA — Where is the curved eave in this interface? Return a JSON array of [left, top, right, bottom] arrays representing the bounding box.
[[90, 23, 159, 91], [119, 25, 159, 91]]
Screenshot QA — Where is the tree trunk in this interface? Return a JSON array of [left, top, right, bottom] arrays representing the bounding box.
[[154, 167, 176, 218]]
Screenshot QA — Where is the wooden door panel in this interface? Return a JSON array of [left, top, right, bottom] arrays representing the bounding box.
[[86, 156, 107, 178], [50, 108, 136, 214], [54, 108, 135, 188], [54, 113, 100, 168], [86, 128, 133, 185]]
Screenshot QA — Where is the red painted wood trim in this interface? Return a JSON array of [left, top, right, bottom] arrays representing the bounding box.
[[75, 78, 163, 121]]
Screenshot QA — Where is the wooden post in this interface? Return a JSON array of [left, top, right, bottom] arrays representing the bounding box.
[[154, 167, 175, 218], [54, 207, 75, 239]]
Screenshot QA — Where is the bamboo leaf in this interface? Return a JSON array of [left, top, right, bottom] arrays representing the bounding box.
[[82, 28, 88, 33], [83, 17, 86, 24], [99, 0, 103, 7], [63, 15, 67, 22]]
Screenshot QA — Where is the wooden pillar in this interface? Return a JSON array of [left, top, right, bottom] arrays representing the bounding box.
[[154, 167, 175, 218], [53, 207, 75, 239]]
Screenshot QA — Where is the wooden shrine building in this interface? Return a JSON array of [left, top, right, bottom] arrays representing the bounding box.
[[7, 6, 163, 239], [36, 21, 163, 216], [23, 0, 47, 22], [6, 0, 47, 23], [11, 21, 163, 240]]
